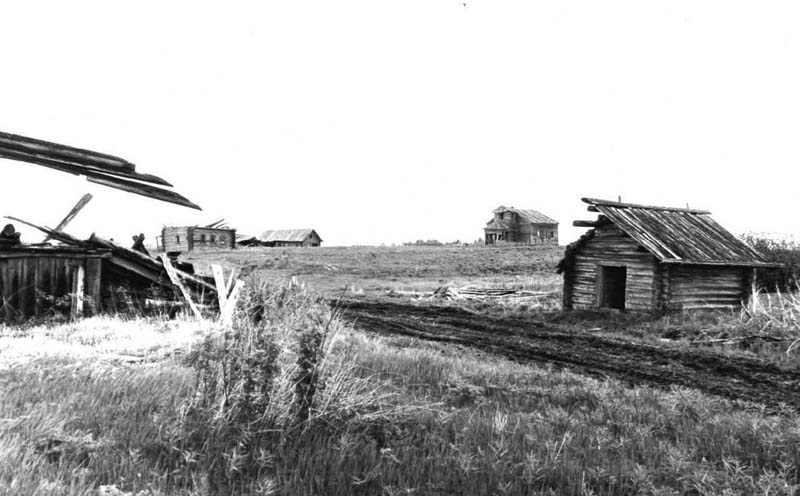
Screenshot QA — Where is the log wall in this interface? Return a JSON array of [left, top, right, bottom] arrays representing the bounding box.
[[188, 227, 236, 250], [564, 225, 657, 311], [664, 265, 747, 310], [161, 226, 191, 253]]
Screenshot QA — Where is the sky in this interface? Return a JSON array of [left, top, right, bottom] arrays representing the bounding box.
[[0, 1, 798, 247]]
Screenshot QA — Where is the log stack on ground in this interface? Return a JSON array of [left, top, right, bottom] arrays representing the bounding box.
[[433, 286, 553, 301]]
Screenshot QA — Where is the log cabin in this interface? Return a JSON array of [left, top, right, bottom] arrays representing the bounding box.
[[484, 206, 558, 245], [557, 198, 778, 311], [161, 226, 237, 252]]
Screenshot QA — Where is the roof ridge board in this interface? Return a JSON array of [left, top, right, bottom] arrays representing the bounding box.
[[582, 197, 711, 215]]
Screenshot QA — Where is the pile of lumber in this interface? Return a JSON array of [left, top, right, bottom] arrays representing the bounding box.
[[432, 286, 553, 301]]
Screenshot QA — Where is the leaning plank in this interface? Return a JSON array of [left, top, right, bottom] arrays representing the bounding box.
[[159, 254, 202, 319], [87, 175, 201, 210], [212, 264, 228, 310], [44, 193, 93, 242], [4, 216, 87, 247], [219, 279, 245, 326], [0, 147, 172, 186]]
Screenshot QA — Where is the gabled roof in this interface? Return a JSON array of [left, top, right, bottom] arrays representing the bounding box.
[[491, 206, 558, 225], [260, 229, 321, 243], [576, 198, 775, 267]]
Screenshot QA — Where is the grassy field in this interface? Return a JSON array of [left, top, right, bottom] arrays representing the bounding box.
[[182, 244, 563, 296], [1, 245, 800, 495]]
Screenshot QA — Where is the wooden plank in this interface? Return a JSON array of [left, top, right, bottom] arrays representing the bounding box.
[[85, 258, 102, 315], [4, 216, 87, 247], [219, 279, 245, 326], [87, 175, 200, 210], [33, 257, 42, 316], [212, 264, 228, 310], [71, 264, 85, 320], [44, 193, 93, 242], [159, 254, 202, 319], [0, 130, 136, 173], [0, 147, 172, 186]]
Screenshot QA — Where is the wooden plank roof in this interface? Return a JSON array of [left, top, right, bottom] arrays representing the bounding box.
[[260, 229, 321, 243], [579, 198, 776, 267], [491, 206, 558, 225]]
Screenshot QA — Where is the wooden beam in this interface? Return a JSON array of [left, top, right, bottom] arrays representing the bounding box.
[[0, 147, 172, 186], [582, 197, 711, 215], [4, 215, 87, 247], [87, 174, 201, 210], [0, 130, 136, 173], [71, 264, 85, 320], [44, 193, 93, 242], [159, 254, 202, 319]]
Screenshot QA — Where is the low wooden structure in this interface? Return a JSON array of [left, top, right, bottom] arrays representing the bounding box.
[[256, 229, 322, 247], [161, 226, 236, 252], [557, 198, 778, 311], [0, 246, 107, 320], [0, 219, 218, 322], [484, 206, 558, 245]]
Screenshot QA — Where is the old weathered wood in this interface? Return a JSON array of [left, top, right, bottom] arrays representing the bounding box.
[[212, 264, 228, 310], [71, 264, 85, 320], [87, 175, 201, 210], [159, 254, 202, 319], [5, 216, 87, 247], [219, 279, 245, 326], [44, 194, 93, 242], [0, 131, 136, 173]]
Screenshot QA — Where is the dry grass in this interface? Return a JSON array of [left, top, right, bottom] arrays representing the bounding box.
[[2, 279, 800, 494]]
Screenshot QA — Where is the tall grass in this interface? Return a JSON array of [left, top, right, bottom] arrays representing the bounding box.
[[2, 280, 800, 494]]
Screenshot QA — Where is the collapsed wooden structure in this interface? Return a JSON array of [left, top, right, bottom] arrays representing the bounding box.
[[0, 218, 218, 321], [557, 198, 779, 311], [0, 131, 244, 322]]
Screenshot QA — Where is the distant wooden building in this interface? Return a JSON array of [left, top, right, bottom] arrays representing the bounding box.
[[161, 226, 236, 252], [557, 198, 777, 312], [259, 229, 322, 247], [484, 206, 558, 245]]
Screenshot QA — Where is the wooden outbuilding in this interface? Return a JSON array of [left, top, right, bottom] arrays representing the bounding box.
[[259, 229, 322, 247], [161, 225, 236, 252], [557, 198, 778, 311], [484, 206, 558, 245]]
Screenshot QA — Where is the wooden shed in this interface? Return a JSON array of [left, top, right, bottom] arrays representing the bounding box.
[[161, 226, 236, 252], [557, 198, 778, 311], [259, 229, 322, 247]]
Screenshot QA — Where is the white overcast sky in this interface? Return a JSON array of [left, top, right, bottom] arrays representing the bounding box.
[[1, 1, 798, 246]]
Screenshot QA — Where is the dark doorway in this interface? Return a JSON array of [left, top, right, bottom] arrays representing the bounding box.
[[599, 266, 626, 310]]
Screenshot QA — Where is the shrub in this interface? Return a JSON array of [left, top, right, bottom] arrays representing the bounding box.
[[741, 234, 800, 291], [175, 278, 333, 494]]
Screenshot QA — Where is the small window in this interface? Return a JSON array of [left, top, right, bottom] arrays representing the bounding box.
[[176, 235, 180, 243], [211, 234, 217, 243], [200, 234, 206, 243]]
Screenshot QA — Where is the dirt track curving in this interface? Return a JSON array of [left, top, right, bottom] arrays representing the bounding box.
[[338, 300, 800, 411]]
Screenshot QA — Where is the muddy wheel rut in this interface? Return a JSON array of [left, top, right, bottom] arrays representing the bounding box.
[[338, 300, 800, 411]]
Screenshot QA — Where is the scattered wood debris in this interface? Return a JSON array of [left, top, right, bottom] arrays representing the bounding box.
[[432, 286, 553, 301]]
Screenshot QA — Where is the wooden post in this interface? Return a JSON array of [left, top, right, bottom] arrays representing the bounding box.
[[70, 264, 85, 320]]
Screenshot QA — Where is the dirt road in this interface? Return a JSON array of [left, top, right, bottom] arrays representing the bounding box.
[[338, 300, 800, 410]]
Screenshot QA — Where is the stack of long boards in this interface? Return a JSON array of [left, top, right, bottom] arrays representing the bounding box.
[[0, 131, 199, 210]]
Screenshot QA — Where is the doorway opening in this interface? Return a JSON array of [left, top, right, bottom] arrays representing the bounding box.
[[598, 266, 626, 310]]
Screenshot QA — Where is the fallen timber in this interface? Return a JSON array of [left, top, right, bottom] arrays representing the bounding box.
[[432, 286, 553, 301]]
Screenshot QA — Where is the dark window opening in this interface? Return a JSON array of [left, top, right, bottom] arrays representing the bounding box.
[[200, 234, 206, 243], [211, 235, 217, 243], [176, 235, 180, 244], [598, 266, 626, 310]]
